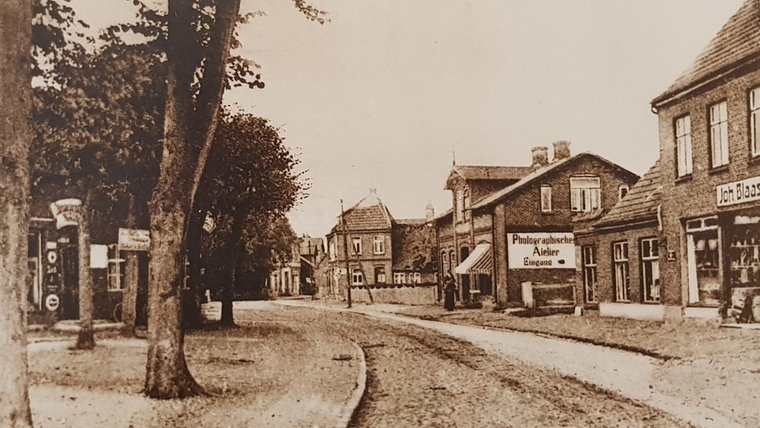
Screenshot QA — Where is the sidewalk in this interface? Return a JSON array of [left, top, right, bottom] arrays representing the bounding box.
[[282, 299, 760, 427], [26, 302, 365, 428]]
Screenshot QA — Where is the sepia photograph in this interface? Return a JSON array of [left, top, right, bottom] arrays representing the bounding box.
[[1, 0, 758, 426]]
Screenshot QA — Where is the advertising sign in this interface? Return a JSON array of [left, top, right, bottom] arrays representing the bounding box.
[[118, 228, 150, 251], [507, 232, 575, 269], [717, 176, 760, 207]]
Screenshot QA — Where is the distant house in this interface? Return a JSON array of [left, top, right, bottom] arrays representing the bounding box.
[[269, 234, 325, 297], [649, 0, 760, 322], [323, 188, 437, 304], [574, 161, 663, 320], [437, 142, 640, 308]]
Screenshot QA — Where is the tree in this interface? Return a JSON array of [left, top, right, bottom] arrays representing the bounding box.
[[0, 1, 34, 426], [190, 112, 306, 326]]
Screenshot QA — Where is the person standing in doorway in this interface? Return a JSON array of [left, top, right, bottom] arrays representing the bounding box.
[[443, 275, 456, 311]]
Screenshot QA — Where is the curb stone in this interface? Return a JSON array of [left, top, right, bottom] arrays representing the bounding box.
[[335, 340, 367, 428]]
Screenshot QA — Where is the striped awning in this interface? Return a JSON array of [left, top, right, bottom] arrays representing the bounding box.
[[454, 243, 492, 275]]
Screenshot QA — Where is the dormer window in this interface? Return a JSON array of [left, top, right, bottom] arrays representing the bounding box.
[[618, 184, 630, 201]]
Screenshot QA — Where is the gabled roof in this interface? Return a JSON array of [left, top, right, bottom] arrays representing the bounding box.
[[652, 0, 760, 106], [594, 160, 662, 228], [445, 165, 532, 189], [330, 189, 394, 233], [469, 152, 638, 210]]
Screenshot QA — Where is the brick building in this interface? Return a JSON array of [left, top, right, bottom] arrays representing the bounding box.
[[437, 142, 639, 307], [324, 188, 437, 303], [650, 0, 760, 321], [574, 161, 664, 320]]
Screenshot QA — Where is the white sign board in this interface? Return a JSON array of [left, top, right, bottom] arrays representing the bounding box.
[[717, 176, 760, 207], [90, 244, 108, 268], [118, 228, 150, 251], [507, 232, 575, 269]]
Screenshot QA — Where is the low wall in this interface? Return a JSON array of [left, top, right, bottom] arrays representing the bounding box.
[[350, 283, 437, 305]]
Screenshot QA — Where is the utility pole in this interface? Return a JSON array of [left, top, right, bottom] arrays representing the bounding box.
[[340, 199, 352, 308]]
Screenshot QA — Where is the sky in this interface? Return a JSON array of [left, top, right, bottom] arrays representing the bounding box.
[[73, 0, 745, 236]]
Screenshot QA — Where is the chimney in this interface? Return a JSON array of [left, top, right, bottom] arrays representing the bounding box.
[[552, 140, 571, 162], [531, 146, 549, 169]]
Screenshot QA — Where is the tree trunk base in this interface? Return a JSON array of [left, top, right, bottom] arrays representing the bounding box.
[[75, 330, 95, 349]]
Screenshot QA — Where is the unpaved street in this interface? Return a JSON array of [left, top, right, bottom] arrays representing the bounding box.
[[259, 303, 687, 427]]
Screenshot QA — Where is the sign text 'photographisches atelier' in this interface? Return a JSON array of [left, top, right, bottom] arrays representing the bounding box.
[[507, 232, 575, 269]]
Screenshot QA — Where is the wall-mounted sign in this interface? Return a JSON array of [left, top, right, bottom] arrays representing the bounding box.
[[45, 294, 60, 312], [717, 176, 760, 207], [507, 232, 575, 269], [118, 228, 150, 251]]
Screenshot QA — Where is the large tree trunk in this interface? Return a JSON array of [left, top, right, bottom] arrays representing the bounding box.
[[144, 0, 240, 398], [75, 198, 95, 349], [0, 1, 34, 426], [120, 194, 138, 335]]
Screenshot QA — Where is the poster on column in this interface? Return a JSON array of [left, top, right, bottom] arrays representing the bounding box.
[[507, 232, 575, 269]]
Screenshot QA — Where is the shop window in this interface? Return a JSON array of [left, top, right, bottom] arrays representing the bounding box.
[[374, 266, 386, 284], [613, 241, 630, 302], [641, 238, 660, 302], [352, 237, 362, 254], [709, 101, 729, 168], [686, 217, 721, 306], [373, 236, 385, 254], [541, 185, 552, 212], [351, 269, 363, 285], [581, 245, 597, 303], [570, 177, 601, 212], [752, 87, 760, 157], [675, 115, 693, 177], [728, 218, 760, 311]]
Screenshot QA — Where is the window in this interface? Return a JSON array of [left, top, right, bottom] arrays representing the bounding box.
[[613, 241, 630, 301], [581, 245, 597, 303], [373, 236, 385, 254], [449, 250, 456, 271], [540, 185, 552, 212], [709, 101, 729, 168], [351, 268, 363, 285], [463, 188, 471, 221], [393, 272, 406, 284], [352, 237, 362, 254], [374, 266, 386, 284], [570, 177, 601, 212], [675, 115, 693, 177], [441, 251, 449, 275], [107, 245, 124, 291], [412, 272, 421, 284], [618, 184, 629, 201], [329, 241, 336, 261], [456, 189, 464, 221], [751, 87, 760, 157], [641, 238, 660, 302]]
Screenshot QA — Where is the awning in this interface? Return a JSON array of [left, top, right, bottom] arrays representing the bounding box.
[[454, 243, 492, 275]]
